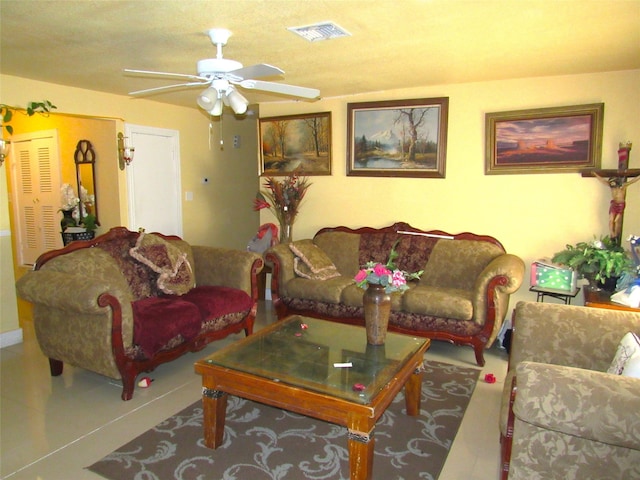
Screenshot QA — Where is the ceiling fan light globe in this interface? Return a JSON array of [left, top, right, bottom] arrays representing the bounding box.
[[226, 88, 249, 115], [197, 87, 218, 110], [210, 98, 224, 116]]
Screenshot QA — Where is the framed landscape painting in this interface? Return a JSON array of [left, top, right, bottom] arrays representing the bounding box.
[[347, 97, 449, 178], [259, 112, 331, 176], [485, 103, 604, 175]]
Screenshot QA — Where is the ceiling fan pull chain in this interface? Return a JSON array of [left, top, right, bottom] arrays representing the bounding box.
[[219, 114, 224, 149]]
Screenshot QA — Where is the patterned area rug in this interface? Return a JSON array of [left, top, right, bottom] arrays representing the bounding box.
[[88, 360, 479, 480]]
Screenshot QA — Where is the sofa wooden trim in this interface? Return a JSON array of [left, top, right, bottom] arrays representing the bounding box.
[[25, 227, 263, 401], [500, 375, 517, 480], [267, 221, 522, 366]]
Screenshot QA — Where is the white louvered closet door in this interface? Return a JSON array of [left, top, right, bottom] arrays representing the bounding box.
[[11, 130, 62, 266]]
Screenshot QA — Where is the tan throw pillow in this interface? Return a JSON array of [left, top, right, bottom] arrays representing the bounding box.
[[289, 239, 340, 281], [130, 233, 195, 296]]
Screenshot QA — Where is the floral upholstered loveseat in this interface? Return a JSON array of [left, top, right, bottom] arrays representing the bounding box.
[[16, 227, 264, 400], [266, 222, 524, 365], [500, 301, 640, 479]]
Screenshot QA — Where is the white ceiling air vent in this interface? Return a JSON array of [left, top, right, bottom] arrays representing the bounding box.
[[287, 22, 351, 42]]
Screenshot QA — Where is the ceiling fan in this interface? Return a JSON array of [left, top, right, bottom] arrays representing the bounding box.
[[124, 28, 320, 115]]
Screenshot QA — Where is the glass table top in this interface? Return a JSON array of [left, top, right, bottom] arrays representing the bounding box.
[[202, 315, 427, 404]]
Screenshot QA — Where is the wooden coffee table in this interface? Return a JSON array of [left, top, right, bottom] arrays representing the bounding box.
[[194, 315, 430, 480]]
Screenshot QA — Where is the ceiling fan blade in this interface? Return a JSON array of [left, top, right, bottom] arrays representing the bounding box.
[[124, 68, 208, 83], [228, 63, 284, 81], [128, 81, 211, 96], [238, 79, 320, 99]]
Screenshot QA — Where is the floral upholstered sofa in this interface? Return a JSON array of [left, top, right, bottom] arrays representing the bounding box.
[[16, 227, 264, 400], [266, 222, 524, 365], [500, 301, 640, 479]]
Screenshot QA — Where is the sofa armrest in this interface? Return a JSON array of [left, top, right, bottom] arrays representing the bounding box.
[[509, 301, 640, 372], [514, 361, 640, 450], [191, 246, 263, 297], [470, 253, 524, 337], [16, 270, 131, 314], [16, 270, 136, 377], [265, 243, 298, 297]]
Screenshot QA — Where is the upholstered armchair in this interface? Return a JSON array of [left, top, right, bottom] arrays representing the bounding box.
[[499, 301, 640, 479]]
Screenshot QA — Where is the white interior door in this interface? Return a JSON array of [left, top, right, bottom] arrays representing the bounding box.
[[126, 124, 182, 236], [11, 130, 62, 265]]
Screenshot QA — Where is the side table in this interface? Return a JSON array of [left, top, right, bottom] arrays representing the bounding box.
[[530, 285, 580, 305], [584, 288, 640, 312]]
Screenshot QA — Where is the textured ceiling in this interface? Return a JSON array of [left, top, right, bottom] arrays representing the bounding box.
[[1, 0, 639, 110]]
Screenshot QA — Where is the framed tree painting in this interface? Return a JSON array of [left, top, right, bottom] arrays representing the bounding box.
[[259, 112, 331, 176], [347, 97, 449, 178], [485, 103, 604, 174]]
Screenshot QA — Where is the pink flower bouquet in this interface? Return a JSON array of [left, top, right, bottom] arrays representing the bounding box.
[[354, 241, 423, 294]]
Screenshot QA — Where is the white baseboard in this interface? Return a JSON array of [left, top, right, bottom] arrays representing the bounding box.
[[0, 328, 23, 348]]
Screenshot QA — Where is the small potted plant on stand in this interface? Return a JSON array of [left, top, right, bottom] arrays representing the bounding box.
[[60, 184, 97, 245], [552, 236, 634, 293]]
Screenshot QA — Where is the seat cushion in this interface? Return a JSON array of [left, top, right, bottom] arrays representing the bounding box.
[[285, 276, 354, 303], [177, 285, 253, 319], [402, 285, 473, 320], [132, 297, 202, 358]]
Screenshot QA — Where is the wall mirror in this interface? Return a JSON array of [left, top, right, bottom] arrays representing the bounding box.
[[74, 139, 99, 225]]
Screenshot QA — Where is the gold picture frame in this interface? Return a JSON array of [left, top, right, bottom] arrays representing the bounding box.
[[346, 97, 449, 178], [259, 112, 331, 176], [485, 103, 604, 175]]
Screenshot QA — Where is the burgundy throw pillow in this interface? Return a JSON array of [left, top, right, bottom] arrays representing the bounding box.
[[129, 233, 195, 295]]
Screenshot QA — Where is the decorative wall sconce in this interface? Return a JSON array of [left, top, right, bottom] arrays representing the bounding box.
[[117, 132, 135, 170], [0, 139, 9, 167]]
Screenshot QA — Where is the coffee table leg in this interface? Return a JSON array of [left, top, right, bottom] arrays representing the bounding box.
[[202, 387, 227, 449], [348, 429, 374, 480], [405, 362, 425, 416]]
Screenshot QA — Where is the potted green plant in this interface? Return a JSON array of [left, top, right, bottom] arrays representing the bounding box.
[[552, 236, 634, 290], [81, 214, 97, 232]]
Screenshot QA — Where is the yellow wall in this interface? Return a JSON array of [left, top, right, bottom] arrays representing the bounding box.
[[0, 74, 260, 336], [259, 69, 640, 309], [0, 163, 20, 344], [1, 69, 638, 337]]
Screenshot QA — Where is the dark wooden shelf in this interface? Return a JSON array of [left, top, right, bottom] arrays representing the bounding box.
[[581, 168, 640, 178]]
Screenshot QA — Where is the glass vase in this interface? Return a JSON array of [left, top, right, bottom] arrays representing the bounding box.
[[279, 220, 293, 243]]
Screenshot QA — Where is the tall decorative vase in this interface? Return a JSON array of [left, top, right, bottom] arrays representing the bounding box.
[[363, 283, 391, 345], [60, 209, 75, 231]]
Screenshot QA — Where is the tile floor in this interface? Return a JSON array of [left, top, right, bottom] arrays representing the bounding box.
[[0, 302, 509, 480]]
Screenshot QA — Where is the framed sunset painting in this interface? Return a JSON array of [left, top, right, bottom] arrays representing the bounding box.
[[485, 103, 604, 174]]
